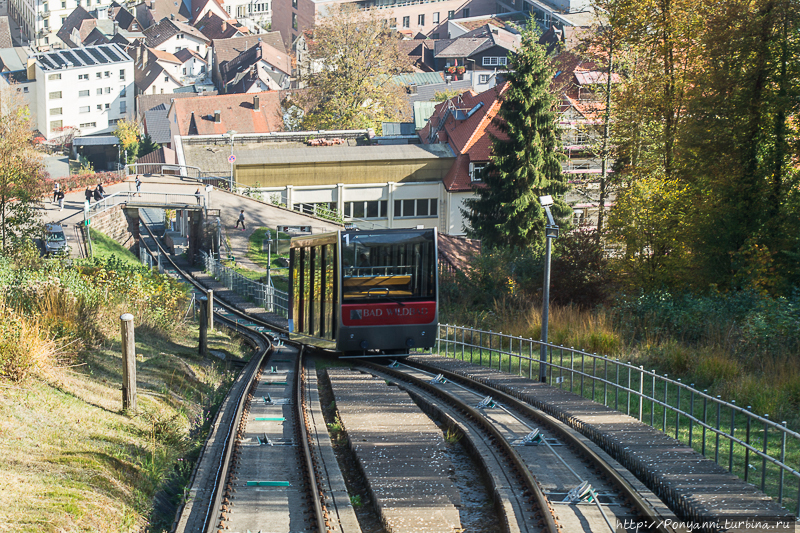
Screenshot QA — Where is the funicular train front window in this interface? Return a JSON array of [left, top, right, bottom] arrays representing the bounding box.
[[341, 231, 435, 301]]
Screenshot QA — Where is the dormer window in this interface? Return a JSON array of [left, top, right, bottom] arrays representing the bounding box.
[[469, 162, 486, 181]]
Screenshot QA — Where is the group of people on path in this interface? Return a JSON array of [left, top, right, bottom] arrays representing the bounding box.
[[84, 182, 106, 204]]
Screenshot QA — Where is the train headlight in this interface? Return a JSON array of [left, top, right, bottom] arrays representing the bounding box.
[[360, 340, 369, 350], [405, 337, 415, 348]]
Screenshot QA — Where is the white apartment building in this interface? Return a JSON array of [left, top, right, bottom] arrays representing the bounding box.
[[9, 0, 112, 49], [30, 43, 134, 139]]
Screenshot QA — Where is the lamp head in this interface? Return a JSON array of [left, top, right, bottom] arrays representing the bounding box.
[[539, 195, 554, 207]]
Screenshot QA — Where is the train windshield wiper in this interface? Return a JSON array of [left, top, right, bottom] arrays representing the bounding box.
[[366, 287, 405, 306]]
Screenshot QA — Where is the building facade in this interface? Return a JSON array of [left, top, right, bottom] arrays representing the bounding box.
[[8, 0, 116, 49], [30, 43, 133, 139]]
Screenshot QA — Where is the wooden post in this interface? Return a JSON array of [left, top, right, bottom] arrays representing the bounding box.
[[198, 295, 208, 356], [120, 313, 137, 412], [207, 289, 214, 331]]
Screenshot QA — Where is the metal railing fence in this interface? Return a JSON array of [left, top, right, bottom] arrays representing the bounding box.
[[86, 191, 206, 219], [435, 323, 800, 515], [201, 251, 288, 317]]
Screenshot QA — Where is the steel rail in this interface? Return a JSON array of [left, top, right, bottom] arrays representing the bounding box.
[[138, 223, 328, 533], [405, 359, 675, 533], [358, 360, 559, 533]]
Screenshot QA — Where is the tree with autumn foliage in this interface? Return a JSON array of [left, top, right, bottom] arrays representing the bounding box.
[[298, 4, 412, 131], [0, 99, 47, 253]]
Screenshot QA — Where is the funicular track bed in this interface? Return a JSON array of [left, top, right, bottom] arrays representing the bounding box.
[[326, 367, 513, 533], [406, 355, 797, 533], [351, 360, 682, 533], [138, 222, 332, 533]]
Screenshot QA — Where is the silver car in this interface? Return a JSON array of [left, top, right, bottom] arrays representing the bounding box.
[[44, 224, 70, 255]]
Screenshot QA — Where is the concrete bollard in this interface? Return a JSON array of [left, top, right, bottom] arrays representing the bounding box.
[[207, 289, 214, 331], [198, 295, 208, 356], [120, 313, 137, 412]]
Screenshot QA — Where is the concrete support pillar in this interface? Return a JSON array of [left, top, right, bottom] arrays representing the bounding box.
[[187, 209, 203, 264], [336, 182, 345, 215], [286, 185, 293, 210], [387, 182, 396, 229], [123, 207, 140, 255]]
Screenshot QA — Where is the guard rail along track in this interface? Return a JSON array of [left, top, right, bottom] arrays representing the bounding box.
[[138, 222, 329, 533]]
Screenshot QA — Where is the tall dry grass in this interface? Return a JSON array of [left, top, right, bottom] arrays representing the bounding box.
[[0, 302, 60, 381], [443, 298, 623, 356]]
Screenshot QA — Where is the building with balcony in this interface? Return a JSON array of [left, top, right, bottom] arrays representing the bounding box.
[[29, 42, 133, 139], [8, 0, 121, 50]]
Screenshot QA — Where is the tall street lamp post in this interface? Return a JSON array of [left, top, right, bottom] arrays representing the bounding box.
[[539, 195, 559, 383]]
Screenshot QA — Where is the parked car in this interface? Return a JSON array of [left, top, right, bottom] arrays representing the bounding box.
[[44, 224, 70, 255]]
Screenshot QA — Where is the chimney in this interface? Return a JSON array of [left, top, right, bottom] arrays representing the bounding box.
[[221, 20, 227, 31], [113, 20, 119, 34], [170, 13, 175, 19], [253, 94, 259, 110], [214, 110, 221, 123]]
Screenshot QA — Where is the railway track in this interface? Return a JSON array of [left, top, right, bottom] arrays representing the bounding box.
[[137, 225, 332, 533], [135, 223, 729, 533], [346, 359, 680, 533]]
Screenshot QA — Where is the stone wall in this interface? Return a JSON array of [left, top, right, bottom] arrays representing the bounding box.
[[89, 204, 135, 249]]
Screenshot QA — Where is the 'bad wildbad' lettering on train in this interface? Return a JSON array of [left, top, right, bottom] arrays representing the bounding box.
[[342, 302, 436, 326]]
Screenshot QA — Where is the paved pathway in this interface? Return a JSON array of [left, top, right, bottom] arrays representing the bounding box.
[[38, 175, 342, 265]]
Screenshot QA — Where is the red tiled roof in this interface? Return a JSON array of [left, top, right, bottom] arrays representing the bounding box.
[[419, 83, 507, 191], [170, 90, 283, 136]]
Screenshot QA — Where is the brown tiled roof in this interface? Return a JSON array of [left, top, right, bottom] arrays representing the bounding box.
[[174, 47, 208, 64], [189, 0, 227, 23], [419, 83, 507, 191], [109, 1, 140, 30], [150, 47, 181, 63], [438, 233, 480, 272], [143, 17, 209, 48], [82, 27, 110, 46], [144, 0, 190, 25], [137, 89, 217, 115], [220, 40, 291, 82], [454, 14, 524, 32], [212, 33, 284, 64], [194, 11, 241, 40], [135, 57, 179, 92], [169, 91, 283, 136], [0, 16, 14, 49], [136, 146, 176, 165], [56, 7, 97, 48]]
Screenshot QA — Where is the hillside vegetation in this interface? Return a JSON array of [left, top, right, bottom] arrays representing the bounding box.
[[0, 253, 249, 531]]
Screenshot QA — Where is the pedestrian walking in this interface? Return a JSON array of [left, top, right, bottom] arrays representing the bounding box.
[[57, 190, 65, 211], [235, 209, 246, 231], [93, 187, 102, 202], [96, 182, 105, 199], [52, 182, 60, 204], [135, 176, 141, 196], [195, 188, 202, 205], [85, 186, 93, 203]]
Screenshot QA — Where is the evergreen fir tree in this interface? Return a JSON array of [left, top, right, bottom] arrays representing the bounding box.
[[463, 28, 571, 250]]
